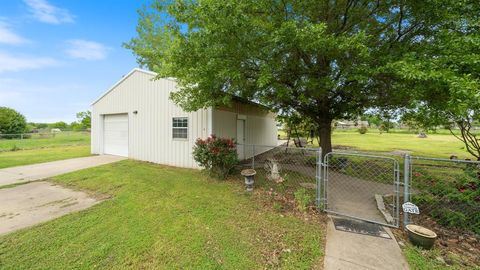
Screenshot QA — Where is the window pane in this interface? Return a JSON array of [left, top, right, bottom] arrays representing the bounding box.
[[173, 128, 187, 139], [180, 119, 188, 127], [172, 117, 188, 139], [173, 117, 188, 128]]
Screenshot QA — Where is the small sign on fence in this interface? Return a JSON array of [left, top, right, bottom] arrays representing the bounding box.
[[402, 202, 420, 214]]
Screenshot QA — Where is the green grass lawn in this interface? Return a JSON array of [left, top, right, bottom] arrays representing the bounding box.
[[0, 132, 90, 152], [331, 130, 471, 158], [0, 145, 91, 169], [0, 160, 325, 269], [402, 244, 479, 270], [0, 132, 91, 168], [278, 129, 472, 159]]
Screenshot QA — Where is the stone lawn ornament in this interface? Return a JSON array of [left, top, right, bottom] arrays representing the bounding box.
[[264, 158, 284, 183], [241, 169, 256, 192], [417, 132, 427, 138], [402, 202, 420, 215]]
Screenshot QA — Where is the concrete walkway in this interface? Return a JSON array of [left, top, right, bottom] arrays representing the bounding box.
[[0, 155, 126, 187], [324, 216, 409, 270], [326, 171, 395, 225]]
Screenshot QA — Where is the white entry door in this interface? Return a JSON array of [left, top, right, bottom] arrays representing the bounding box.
[[236, 119, 245, 160], [103, 114, 129, 157]]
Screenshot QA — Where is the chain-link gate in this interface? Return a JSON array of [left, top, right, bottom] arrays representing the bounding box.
[[321, 152, 401, 227]]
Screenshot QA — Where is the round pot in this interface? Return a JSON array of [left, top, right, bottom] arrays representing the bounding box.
[[406, 224, 437, 249]]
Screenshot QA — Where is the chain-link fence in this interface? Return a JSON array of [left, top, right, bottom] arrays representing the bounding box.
[[236, 143, 479, 237], [237, 144, 320, 211], [405, 156, 480, 236], [0, 131, 90, 152], [0, 133, 56, 140], [0, 131, 90, 140], [323, 152, 400, 227]]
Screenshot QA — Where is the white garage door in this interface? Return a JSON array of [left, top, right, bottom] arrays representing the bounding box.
[[103, 114, 128, 157]]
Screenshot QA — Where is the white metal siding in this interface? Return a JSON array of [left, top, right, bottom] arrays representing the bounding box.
[[212, 107, 278, 159], [212, 110, 237, 139], [91, 70, 208, 168]]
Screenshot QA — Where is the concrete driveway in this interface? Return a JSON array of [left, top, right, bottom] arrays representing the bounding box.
[[0, 155, 125, 235], [0, 181, 102, 235], [0, 155, 126, 187]]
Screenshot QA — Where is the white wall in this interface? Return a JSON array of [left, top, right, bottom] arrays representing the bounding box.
[[91, 70, 208, 168], [212, 104, 277, 159]]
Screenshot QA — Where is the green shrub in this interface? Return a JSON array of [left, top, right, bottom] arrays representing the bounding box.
[[0, 107, 27, 136], [430, 208, 467, 228], [294, 188, 312, 212], [412, 166, 480, 234], [192, 135, 238, 179], [358, 126, 368, 134]]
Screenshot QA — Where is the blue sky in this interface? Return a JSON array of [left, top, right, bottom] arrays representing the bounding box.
[[0, 0, 149, 123]]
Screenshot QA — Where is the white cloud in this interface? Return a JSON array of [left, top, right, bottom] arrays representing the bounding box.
[[0, 77, 89, 122], [0, 51, 60, 73], [65, 39, 109, 60], [0, 20, 30, 45], [24, 0, 74, 24]]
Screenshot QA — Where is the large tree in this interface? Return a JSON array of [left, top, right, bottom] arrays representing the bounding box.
[[0, 107, 27, 136], [127, 0, 460, 154], [393, 3, 480, 159]]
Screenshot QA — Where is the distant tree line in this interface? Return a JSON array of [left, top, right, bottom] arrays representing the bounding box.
[[27, 111, 91, 132], [0, 107, 91, 136]]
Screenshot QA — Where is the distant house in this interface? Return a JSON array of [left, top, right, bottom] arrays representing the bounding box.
[[90, 68, 278, 168], [335, 120, 369, 129]]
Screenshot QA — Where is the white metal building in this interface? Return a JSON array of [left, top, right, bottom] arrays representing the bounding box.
[[91, 68, 278, 168]]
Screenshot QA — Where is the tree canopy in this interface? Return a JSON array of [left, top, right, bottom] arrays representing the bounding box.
[[127, 0, 475, 154], [0, 107, 27, 135], [76, 111, 91, 129], [393, 2, 480, 158]]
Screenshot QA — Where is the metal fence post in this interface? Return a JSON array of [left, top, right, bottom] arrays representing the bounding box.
[[252, 144, 255, 169], [403, 154, 411, 228], [316, 147, 322, 209]]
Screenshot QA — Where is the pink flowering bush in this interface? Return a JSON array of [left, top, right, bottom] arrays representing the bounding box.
[[193, 135, 238, 179]]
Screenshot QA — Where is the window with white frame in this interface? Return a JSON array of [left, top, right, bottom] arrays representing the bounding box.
[[172, 117, 188, 139]]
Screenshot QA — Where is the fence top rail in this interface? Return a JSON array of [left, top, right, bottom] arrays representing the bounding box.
[[236, 143, 320, 151], [325, 150, 400, 162], [0, 133, 54, 135], [236, 143, 479, 164], [410, 155, 480, 164], [0, 131, 90, 136]]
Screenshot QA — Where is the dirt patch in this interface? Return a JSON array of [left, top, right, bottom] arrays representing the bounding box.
[[0, 181, 101, 235], [393, 216, 479, 268]]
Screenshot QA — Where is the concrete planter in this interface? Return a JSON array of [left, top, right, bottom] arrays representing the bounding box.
[[241, 169, 256, 192], [406, 224, 437, 249]]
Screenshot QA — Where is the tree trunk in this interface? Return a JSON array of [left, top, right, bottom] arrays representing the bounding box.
[[285, 128, 291, 153], [317, 120, 333, 158], [293, 124, 303, 147]]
